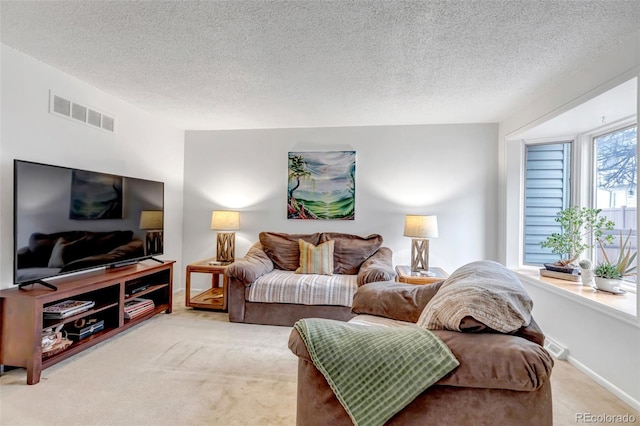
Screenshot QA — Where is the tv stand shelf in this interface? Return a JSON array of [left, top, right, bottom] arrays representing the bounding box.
[[0, 260, 174, 385]]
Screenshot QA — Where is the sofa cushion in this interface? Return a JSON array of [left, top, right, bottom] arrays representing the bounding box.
[[351, 280, 443, 322], [319, 232, 383, 274], [259, 232, 321, 271], [417, 260, 533, 334], [247, 270, 357, 307], [296, 239, 334, 275]]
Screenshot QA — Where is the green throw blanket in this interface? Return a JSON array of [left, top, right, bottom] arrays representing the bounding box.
[[294, 318, 459, 426]]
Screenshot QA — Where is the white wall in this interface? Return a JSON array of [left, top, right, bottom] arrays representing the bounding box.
[[498, 31, 640, 408], [0, 45, 185, 290], [183, 124, 498, 290]]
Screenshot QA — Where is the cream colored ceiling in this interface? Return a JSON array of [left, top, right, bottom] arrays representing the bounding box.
[[1, 1, 639, 130]]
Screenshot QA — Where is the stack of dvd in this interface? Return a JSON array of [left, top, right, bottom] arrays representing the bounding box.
[[123, 298, 155, 319]]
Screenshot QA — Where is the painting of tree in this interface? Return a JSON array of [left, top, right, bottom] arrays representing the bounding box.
[[287, 151, 355, 220]]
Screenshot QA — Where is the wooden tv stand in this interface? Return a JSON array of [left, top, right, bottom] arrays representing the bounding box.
[[0, 260, 174, 384]]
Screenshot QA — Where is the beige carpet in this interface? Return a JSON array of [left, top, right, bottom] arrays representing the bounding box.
[[0, 303, 297, 426], [1, 296, 638, 425]]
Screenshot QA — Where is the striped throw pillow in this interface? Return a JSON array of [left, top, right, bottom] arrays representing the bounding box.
[[296, 239, 334, 275]]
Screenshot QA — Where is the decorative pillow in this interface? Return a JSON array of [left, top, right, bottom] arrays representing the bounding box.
[[351, 280, 444, 322], [417, 260, 533, 334], [295, 239, 335, 275], [259, 232, 321, 271], [319, 233, 383, 274]]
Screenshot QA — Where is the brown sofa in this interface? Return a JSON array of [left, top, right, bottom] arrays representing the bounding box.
[[227, 232, 396, 326], [289, 323, 553, 425], [288, 265, 555, 425]]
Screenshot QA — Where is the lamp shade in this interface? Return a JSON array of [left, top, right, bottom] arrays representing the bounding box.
[[139, 210, 163, 230], [403, 215, 438, 238], [210, 210, 240, 230]]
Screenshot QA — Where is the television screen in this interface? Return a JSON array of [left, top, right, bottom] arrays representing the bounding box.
[[13, 160, 164, 286]]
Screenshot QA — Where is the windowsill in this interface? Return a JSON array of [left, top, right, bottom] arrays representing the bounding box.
[[513, 268, 638, 325]]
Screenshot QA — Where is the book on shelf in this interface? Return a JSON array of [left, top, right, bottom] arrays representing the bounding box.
[[124, 298, 155, 319], [125, 304, 155, 319], [125, 302, 154, 316], [43, 300, 95, 319], [124, 297, 154, 311]]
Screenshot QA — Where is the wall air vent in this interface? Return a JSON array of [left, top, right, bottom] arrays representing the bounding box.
[[544, 338, 568, 360], [49, 91, 115, 133]]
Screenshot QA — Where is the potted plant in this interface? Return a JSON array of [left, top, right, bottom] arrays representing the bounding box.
[[593, 230, 637, 292], [540, 206, 615, 274]]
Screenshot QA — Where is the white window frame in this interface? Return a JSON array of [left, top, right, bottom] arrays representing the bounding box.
[[522, 117, 637, 293]]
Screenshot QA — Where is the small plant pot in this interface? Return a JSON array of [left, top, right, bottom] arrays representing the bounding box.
[[594, 277, 623, 292]]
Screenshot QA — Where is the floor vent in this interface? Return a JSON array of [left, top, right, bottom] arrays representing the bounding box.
[[49, 91, 115, 133], [544, 338, 568, 360]]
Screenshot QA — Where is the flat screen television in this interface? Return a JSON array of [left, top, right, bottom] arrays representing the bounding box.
[[14, 160, 164, 289]]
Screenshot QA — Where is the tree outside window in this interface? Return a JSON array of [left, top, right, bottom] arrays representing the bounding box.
[[594, 125, 637, 284]]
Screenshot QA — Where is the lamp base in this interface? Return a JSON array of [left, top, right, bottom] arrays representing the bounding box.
[[145, 230, 163, 256], [410, 238, 430, 272], [216, 232, 235, 263]]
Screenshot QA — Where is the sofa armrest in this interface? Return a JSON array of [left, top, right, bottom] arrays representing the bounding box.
[[288, 328, 312, 362], [357, 247, 396, 286], [226, 243, 274, 286]]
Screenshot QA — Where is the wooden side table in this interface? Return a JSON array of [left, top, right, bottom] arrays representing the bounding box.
[[395, 265, 448, 285], [185, 258, 231, 310]]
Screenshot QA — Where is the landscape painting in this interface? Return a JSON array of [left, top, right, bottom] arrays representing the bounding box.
[[287, 151, 355, 220], [70, 170, 123, 219]]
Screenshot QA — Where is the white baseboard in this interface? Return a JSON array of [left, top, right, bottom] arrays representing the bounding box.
[[567, 355, 640, 412]]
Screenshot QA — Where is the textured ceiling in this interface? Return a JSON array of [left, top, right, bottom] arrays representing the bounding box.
[[1, 1, 639, 130]]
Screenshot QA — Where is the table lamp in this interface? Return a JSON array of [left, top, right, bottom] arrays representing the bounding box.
[[211, 210, 240, 263], [139, 210, 163, 255], [403, 214, 438, 272]]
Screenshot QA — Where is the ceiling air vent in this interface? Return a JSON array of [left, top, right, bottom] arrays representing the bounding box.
[[49, 91, 115, 133]]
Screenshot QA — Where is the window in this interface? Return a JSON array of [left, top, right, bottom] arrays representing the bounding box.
[[522, 124, 638, 292], [593, 125, 637, 289]]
